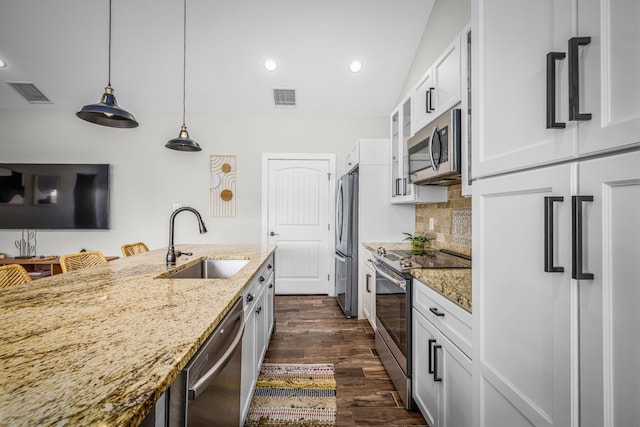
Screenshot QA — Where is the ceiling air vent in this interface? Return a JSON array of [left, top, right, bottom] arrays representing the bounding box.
[[6, 81, 52, 104], [273, 88, 296, 108]]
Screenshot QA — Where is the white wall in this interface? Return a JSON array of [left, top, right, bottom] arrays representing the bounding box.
[[399, 0, 471, 99], [0, 109, 386, 257]]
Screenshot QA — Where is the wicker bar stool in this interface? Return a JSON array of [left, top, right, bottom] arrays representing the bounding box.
[[59, 251, 108, 273], [0, 264, 32, 288], [121, 242, 149, 257]]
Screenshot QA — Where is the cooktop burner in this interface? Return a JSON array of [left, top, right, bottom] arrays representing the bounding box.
[[376, 248, 471, 271]]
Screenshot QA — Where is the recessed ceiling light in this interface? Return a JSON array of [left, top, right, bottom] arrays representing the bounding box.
[[348, 60, 363, 73], [264, 58, 278, 72]]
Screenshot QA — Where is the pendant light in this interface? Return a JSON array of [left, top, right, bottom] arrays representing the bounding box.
[[76, 0, 138, 128], [166, 0, 201, 151]]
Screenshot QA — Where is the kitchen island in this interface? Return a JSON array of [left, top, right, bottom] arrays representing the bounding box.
[[0, 244, 275, 426]]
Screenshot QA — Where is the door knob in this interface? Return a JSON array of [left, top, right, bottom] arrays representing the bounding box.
[[269, 231, 279, 236]]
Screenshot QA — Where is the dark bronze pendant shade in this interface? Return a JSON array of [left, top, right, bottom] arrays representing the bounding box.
[[166, 0, 201, 152], [76, 0, 138, 129], [165, 125, 201, 151], [76, 85, 138, 128]]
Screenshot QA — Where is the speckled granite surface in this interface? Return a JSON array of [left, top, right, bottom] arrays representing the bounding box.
[[0, 244, 275, 427], [363, 242, 472, 312]]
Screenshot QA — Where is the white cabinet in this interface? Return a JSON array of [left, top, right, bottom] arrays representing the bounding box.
[[471, 0, 640, 179], [345, 143, 359, 171], [361, 254, 376, 329], [240, 254, 275, 423], [577, 152, 640, 426], [472, 165, 573, 427], [390, 96, 447, 205], [413, 280, 473, 427], [413, 35, 462, 133], [472, 151, 640, 426]]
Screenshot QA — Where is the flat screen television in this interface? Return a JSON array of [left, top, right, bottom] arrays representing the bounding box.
[[0, 163, 110, 229]]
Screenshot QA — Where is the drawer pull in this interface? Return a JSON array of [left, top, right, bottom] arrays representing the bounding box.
[[259, 276, 265, 283], [429, 307, 445, 317], [246, 293, 254, 302], [256, 306, 262, 314]]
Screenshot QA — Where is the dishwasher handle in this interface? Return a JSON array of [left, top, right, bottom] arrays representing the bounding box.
[[188, 309, 245, 400]]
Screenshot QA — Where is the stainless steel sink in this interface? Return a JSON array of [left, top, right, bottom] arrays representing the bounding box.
[[166, 259, 249, 279]]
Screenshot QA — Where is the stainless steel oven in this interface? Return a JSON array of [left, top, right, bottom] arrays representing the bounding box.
[[372, 257, 414, 410], [407, 107, 462, 185], [372, 247, 472, 411]]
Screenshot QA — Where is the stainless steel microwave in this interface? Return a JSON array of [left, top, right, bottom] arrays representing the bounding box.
[[407, 107, 461, 185]]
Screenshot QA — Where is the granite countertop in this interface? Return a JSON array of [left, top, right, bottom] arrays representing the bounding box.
[[0, 244, 275, 426], [363, 242, 472, 312]]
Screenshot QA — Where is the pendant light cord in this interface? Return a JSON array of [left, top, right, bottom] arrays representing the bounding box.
[[108, 0, 112, 86], [182, 0, 187, 126]]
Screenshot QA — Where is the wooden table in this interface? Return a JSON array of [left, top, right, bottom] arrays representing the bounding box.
[[0, 255, 119, 277]]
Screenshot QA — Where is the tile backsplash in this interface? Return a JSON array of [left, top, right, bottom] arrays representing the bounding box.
[[415, 184, 472, 257]]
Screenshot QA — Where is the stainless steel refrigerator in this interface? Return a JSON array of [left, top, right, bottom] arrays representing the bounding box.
[[335, 168, 358, 317]]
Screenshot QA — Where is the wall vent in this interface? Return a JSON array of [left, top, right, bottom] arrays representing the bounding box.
[[6, 81, 52, 103], [273, 88, 296, 107]]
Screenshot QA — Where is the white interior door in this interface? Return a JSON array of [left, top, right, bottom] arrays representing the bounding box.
[[262, 155, 334, 295]]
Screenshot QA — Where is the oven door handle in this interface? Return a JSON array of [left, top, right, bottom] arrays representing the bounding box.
[[373, 261, 407, 290]]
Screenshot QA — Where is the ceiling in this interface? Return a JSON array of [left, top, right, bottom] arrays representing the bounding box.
[[0, 0, 434, 117]]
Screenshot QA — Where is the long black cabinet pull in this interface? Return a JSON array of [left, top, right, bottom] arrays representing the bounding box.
[[433, 344, 442, 382], [568, 37, 592, 121], [365, 273, 371, 293], [426, 89, 431, 113], [546, 52, 566, 129], [427, 87, 435, 113], [428, 339, 436, 374], [572, 195, 594, 280], [395, 178, 401, 196], [544, 196, 565, 272]]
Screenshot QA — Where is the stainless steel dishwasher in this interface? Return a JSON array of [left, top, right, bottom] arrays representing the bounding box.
[[169, 297, 244, 426]]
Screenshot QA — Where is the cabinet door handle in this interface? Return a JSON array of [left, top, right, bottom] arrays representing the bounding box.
[[366, 273, 371, 293], [402, 178, 408, 196], [433, 344, 442, 382], [428, 339, 436, 374], [429, 307, 445, 317], [572, 195, 594, 280], [256, 306, 262, 314], [395, 178, 401, 196], [246, 293, 254, 302], [259, 276, 265, 283], [428, 87, 435, 112], [568, 37, 592, 121], [426, 89, 431, 113], [544, 196, 565, 272], [546, 52, 566, 129]]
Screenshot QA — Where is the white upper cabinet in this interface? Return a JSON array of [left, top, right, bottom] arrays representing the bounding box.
[[575, 0, 640, 156], [413, 35, 462, 133], [472, 0, 640, 179]]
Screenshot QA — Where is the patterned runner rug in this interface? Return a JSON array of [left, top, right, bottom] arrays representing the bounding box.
[[245, 363, 337, 426]]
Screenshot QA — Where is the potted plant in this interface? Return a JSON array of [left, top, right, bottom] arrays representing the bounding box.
[[402, 231, 436, 249]]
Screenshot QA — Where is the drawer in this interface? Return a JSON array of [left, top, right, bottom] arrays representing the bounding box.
[[413, 278, 472, 358], [254, 254, 274, 290], [242, 280, 257, 314]]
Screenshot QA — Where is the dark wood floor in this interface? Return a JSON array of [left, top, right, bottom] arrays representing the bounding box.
[[263, 295, 428, 427]]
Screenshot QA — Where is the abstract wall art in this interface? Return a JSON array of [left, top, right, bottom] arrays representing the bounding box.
[[210, 155, 236, 217]]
